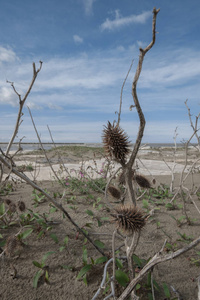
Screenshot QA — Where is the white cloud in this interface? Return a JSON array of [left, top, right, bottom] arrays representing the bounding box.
[[82, 0, 96, 15], [73, 35, 83, 44], [0, 86, 18, 106], [0, 46, 18, 64], [100, 10, 152, 31]]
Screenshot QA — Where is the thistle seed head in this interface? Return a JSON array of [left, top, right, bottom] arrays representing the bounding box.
[[111, 206, 146, 233], [17, 201, 26, 212], [135, 175, 151, 189], [102, 121, 130, 165], [108, 185, 121, 199]]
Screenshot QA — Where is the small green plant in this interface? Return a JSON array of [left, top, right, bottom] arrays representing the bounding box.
[[31, 189, 46, 207], [32, 251, 55, 288]]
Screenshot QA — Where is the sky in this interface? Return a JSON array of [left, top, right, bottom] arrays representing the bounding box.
[[0, 0, 200, 144]]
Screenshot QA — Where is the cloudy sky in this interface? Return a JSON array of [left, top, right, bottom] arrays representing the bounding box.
[[0, 0, 200, 144]]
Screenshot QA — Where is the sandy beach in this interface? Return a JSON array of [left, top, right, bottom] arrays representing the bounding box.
[[1, 145, 200, 300]]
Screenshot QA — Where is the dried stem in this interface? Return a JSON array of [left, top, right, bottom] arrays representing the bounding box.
[[124, 7, 160, 206], [117, 59, 134, 126], [5, 62, 42, 156]]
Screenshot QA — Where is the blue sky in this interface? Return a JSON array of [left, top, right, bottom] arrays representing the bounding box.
[[0, 0, 200, 144]]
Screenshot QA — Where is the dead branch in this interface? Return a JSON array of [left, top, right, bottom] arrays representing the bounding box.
[[27, 106, 65, 185], [117, 59, 134, 126], [5, 61, 43, 156], [117, 234, 200, 299], [124, 7, 160, 206]]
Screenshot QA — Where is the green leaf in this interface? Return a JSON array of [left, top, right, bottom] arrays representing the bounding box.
[[82, 247, 88, 265], [94, 240, 105, 249], [33, 261, 42, 268], [115, 258, 123, 269], [77, 264, 92, 279], [85, 209, 94, 216], [97, 220, 102, 227], [33, 269, 43, 288], [42, 251, 55, 264], [94, 256, 108, 264], [49, 207, 57, 213], [163, 283, 171, 298], [132, 254, 143, 268], [82, 274, 88, 285], [20, 228, 33, 239], [0, 203, 5, 215], [136, 283, 141, 291], [50, 233, 59, 244], [59, 246, 65, 252], [115, 270, 129, 287], [100, 217, 109, 221]]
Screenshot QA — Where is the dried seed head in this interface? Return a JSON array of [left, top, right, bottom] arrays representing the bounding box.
[[111, 206, 146, 233], [17, 201, 26, 212], [135, 175, 151, 189], [5, 235, 18, 257], [102, 121, 130, 165], [108, 185, 121, 199]]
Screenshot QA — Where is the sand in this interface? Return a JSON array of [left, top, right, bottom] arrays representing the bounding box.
[[0, 146, 200, 300]]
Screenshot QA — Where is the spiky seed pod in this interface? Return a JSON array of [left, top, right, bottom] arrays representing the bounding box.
[[5, 235, 18, 257], [17, 201, 26, 212], [8, 203, 17, 213], [108, 185, 121, 199], [135, 175, 151, 189], [111, 206, 146, 233], [102, 121, 130, 165]]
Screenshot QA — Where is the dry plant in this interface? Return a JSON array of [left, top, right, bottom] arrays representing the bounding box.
[[93, 7, 200, 300]]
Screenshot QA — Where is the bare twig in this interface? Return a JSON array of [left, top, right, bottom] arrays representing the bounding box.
[[5, 62, 42, 156], [27, 106, 65, 185], [117, 59, 134, 126]]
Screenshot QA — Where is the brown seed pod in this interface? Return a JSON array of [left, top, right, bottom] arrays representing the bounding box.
[[135, 175, 151, 189], [5, 235, 18, 257], [108, 185, 121, 199], [102, 121, 130, 165], [111, 206, 146, 233], [17, 201, 26, 212]]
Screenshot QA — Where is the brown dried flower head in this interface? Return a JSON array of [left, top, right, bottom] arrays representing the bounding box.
[[111, 206, 146, 233], [102, 121, 130, 165], [135, 175, 151, 189], [108, 185, 121, 199], [17, 201, 26, 212]]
